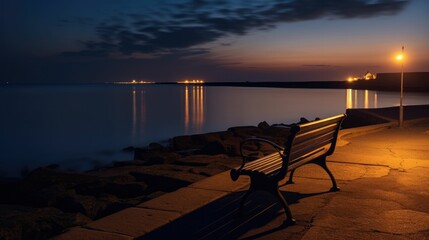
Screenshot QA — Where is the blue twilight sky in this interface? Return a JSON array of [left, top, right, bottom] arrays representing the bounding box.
[[1, 0, 428, 83]]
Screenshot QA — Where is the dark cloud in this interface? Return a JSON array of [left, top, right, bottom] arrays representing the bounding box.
[[63, 0, 410, 58]]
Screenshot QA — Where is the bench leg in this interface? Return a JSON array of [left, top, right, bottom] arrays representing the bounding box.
[[286, 169, 296, 184], [274, 189, 296, 225], [316, 157, 340, 192]]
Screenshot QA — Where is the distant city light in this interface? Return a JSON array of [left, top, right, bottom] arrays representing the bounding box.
[[113, 80, 155, 84], [347, 71, 376, 82], [178, 79, 204, 84]]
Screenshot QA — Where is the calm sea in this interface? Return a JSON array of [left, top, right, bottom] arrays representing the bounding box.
[[1, 84, 428, 177]]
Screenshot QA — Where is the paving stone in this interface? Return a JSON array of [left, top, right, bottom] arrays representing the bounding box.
[[373, 209, 429, 234], [86, 207, 180, 237], [330, 151, 399, 168], [279, 177, 333, 194], [302, 226, 411, 240], [400, 158, 429, 169], [139, 187, 228, 215], [54, 227, 133, 240], [189, 170, 250, 192], [291, 162, 389, 181]]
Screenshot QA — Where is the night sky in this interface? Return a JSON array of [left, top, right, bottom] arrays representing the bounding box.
[[1, 0, 428, 84]]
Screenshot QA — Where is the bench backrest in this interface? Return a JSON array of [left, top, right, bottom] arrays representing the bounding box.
[[277, 114, 346, 178]]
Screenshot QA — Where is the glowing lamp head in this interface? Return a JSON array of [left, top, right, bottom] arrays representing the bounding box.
[[396, 54, 403, 61]]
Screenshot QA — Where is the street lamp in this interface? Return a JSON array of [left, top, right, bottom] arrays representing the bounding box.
[[396, 46, 404, 128]]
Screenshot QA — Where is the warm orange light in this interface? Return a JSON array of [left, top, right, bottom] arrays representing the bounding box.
[[178, 79, 205, 84], [396, 54, 403, 61], [347, 77, 353, 82]]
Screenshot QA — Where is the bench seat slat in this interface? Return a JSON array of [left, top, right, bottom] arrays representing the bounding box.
[[292, 131, 334, 153], [244, 153, 281, 169], [243, 154, 282, 171], [256, 158, 282, 174], [293, 123, 337, 145], [290, 138, 333, 162], [288, 146, 328, 170], [299, 115, 345, 132], [241, 161, 281, 175], [261, 162, 283, 175]]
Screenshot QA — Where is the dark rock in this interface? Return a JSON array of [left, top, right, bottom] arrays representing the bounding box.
[[54, 194, 87, 214], [228, 126, 262, 138], [171, 160, 209, 167], [191, 134, 215, 146], [0, 180, 20, 204], [134, 149, 180, 164], [75, 181, 147, 199], [0, 204, 90, 240], [257, 121, 270, 129], [97, 201, 135, 219], [144, 156, 165, 165], [298, 117, 310, 124], [222, 137, 242, 156], [219, 131, 234, 140], [11, 168, 97, 206], [171, 135, 194, 150], [112, 160, 147, 167], [130, 172, 191, 193], [201, 141, 227, 155], [122, 146, 135, 152], [262, 125, 290, 136], [148, 142, 164, 151], [62, 194, 113, 219], [170, 131, 233, 151], [104, 182, 147, 198]]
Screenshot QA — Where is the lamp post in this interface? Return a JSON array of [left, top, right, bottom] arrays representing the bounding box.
[[396, 46, 404, 128]]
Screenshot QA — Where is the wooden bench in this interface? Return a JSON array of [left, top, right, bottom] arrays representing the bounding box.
[[230, 114, 346, 225]]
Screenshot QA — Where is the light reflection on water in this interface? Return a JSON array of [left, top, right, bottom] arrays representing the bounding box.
[[346, 89, 379, 109], [1, 85, 428, 177], [184, 86, 205, 134]]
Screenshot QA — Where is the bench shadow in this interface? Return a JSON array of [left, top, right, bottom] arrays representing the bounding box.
[[138, 189, 330, 240]]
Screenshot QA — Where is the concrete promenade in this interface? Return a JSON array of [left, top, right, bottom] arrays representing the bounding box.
[[55, 118, 429, 239]]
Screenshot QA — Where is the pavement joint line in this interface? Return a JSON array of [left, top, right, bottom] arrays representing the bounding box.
[[81, 226, 134, 238], [137, 205, 183, 214], [327, 160, 390, 168], [187, 185, 232, 192], [385, 147, 406, 170], [289, 175, 354, 182]]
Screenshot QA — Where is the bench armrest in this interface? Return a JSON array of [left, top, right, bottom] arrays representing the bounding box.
[[238, 137, 285, 169]]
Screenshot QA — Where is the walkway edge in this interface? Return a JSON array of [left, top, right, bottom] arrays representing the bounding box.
[[338, 117, 429, 147], [54, 171, 250, 239]]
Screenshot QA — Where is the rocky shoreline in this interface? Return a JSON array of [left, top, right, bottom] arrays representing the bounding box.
[[1, 105, 428, 240], [0, 118, 304, 239]]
